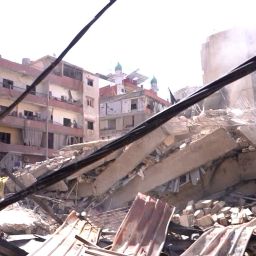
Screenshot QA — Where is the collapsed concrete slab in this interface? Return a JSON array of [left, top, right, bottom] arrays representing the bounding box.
[[108, 128, 237, 208]]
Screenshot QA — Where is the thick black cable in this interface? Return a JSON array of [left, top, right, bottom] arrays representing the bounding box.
[[0, 0, 117, 120], [1, 56, 256, 210]]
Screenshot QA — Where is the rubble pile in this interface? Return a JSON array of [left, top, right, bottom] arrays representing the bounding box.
[[174, 195, 256, 229], [0, 203, 57, 236], [4, 109, 256, 215], [1, 108, 256, 255]]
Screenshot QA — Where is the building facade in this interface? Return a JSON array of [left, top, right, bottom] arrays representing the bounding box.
[[0, 55, 99, 168], [99, 64, 170, 139], [201, 27, 256, 109]]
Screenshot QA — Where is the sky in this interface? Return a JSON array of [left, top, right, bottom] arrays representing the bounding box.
[[1, 0, 256, 99]]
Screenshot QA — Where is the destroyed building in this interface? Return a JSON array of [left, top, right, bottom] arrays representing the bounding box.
[[0, 55, 99, 168], [99, 63, 170, 139], [201, 27, 256, 109]]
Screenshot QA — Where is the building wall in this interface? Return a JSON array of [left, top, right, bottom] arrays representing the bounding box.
[[201, 28, 256, 109], [49, 83, 81, 102], [83, 72, 99, 141], [0, 126, 22, 144], [52, 107, 81, 126], [0, 68, 47, 95]]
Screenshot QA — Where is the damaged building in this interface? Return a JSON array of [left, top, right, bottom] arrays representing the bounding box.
[[99, 63, 170, 139], [0, 55, 99, 168]]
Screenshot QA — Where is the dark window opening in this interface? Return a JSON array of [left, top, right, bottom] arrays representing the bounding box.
[[88, 121, 94, 130], [63, 118, 72, 127], [3, 79, 13, 89], [108, 119, 116, 129], [26, 85, 36, 95], [0, 105, 8, 112], [48, 133, 54, 149], [131, 99, 138, 110], [87, 79, 94, 86], [0, 132, 11, 144], [63, 64, 82, 81], [86, 97, 94, 107], [24, 110, 33, 119]]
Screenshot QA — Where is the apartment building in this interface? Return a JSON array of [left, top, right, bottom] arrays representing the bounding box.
[[99, 63, 170, 139], [0, 55, 99, 168]]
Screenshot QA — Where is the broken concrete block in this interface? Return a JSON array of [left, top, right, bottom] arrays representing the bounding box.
[[241, 208, 253, 216], [211, 214, 218, 222], [183, 200, 194, 214], [46, 180, 68, 192], [108, 128, 237, 208], [172, 214, 180, 224], [195, 200, 213, 210], [220, 207, 231, 214], [196, 214, 214, 228], [203, 208, 211, 215], [93, 127, 170, 196], [194, 209, 204, 219], [180, 214, 194, 227], [237, 125, 256, 147], [211, 201, 225, 214], [251, 206, 256, 215], [230, 207, 240, 214], [218, 216, 229, 226]]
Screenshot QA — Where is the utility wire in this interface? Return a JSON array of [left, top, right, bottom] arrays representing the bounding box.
[[1, 56, 256, 210], [0, 0, 117, 120]]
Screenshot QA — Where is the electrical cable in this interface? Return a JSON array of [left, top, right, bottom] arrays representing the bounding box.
[[1, 56, 256, 210], [0, 0, 117, 120]]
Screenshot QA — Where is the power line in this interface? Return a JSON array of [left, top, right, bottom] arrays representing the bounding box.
[[1, 56, 256, 210], [0, 0, 117, 120]]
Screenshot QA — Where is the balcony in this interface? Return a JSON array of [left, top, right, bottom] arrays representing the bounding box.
[[0, 142, 57, 157], [0, 84, 83, 113], [0, 115, 83, 137]]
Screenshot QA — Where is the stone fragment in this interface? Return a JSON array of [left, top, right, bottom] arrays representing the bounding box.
[[194, 209, 204, 219], [196, 214, 214, 228], [183, 200, 194, 214], [180, 214, 194, 227], [195, 200, 212, 210], [211, 201, 225, 214]]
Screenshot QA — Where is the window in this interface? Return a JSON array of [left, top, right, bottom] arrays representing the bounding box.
[[48, 133, 54, 149], [0, 105, 7, 112], [63, 118, 72, 127], [87, 121, 94, 130], [26, 85, 36, 95], [24, 110, 33, 119], [0, 132, 11, 144], [123, 115, 134, 128], [131, 99, 138, 110], [63, 64, 82, 81], [86, 96, 94, 107], [108, 119, 116, 129], [87, 79, 94, 86], [3, 79, 13, 89]]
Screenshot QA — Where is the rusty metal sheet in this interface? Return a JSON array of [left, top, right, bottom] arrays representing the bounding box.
[[28, 210, 101, 256], [111, 193, 175, 256], [181, 218, 256, 256]]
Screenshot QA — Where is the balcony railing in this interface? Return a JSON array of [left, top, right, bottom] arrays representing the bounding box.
[[0, 82, 82, 107]]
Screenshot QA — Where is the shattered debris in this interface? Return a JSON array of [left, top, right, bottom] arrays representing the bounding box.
[[1, 109, 256, 254]]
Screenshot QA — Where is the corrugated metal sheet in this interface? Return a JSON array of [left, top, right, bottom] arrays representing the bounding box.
[[28, 193, 174, 256], [28, 210, 101, 256], [181, 218, 256, 256], [111, 193, 175, 256]]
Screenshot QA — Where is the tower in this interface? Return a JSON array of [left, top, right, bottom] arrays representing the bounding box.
[[114, 62, 125, 95], [151, 76, 158, 93]]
